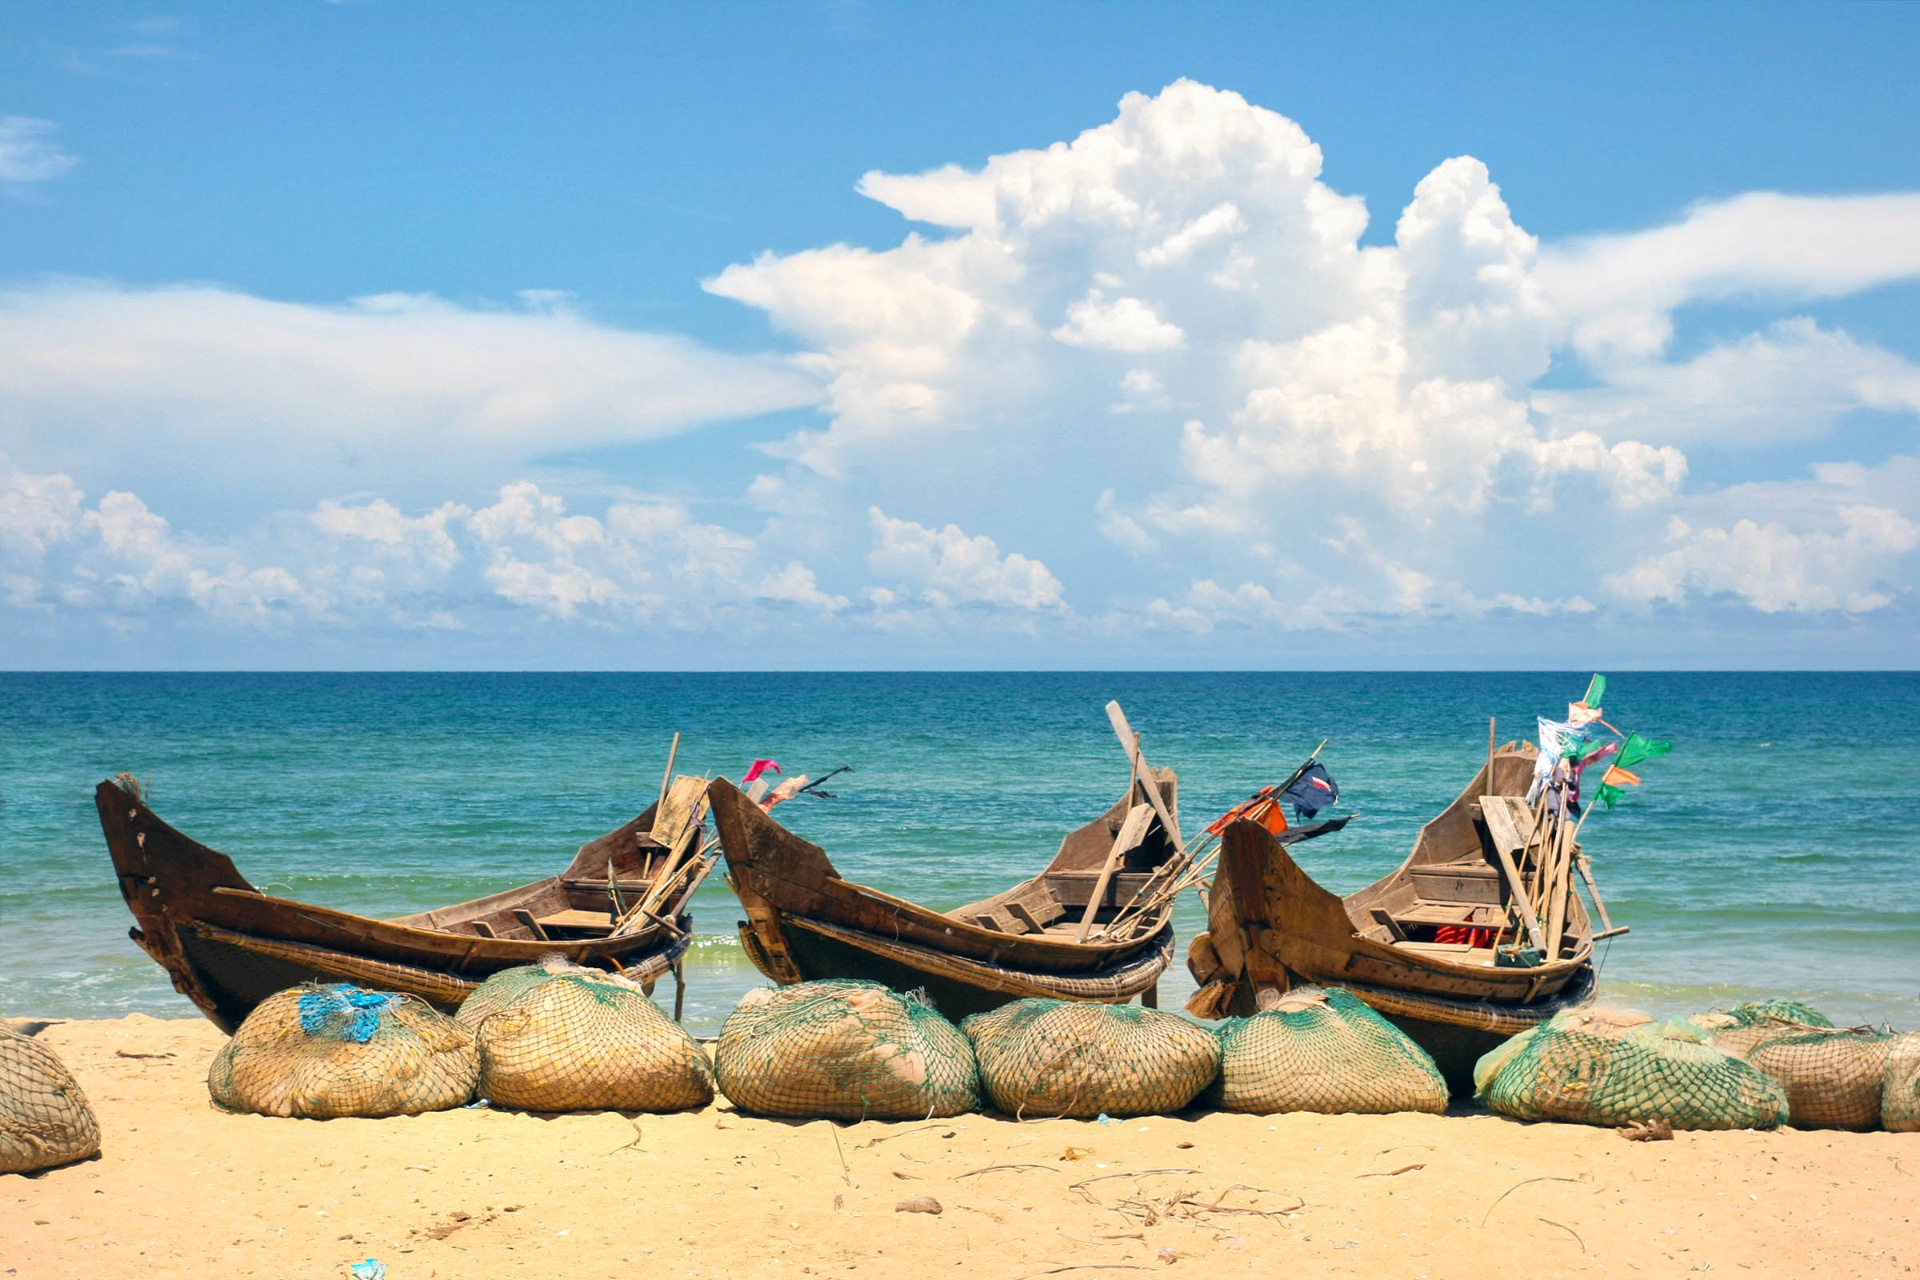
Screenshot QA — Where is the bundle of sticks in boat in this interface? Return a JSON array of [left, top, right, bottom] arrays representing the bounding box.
[[1079, 701, 1224, 944], [606, 733, 721, 941], [1085, 720, 1332, 944], [1479, 722, 1621, 963]]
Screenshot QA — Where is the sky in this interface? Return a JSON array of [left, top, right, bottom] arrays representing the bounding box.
[[2, 2, 1918, 669]]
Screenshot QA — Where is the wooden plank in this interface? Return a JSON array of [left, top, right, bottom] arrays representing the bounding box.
[[1006, 901, 1047, 934], [1479, 796, 1547, 952], [1369, 907, 1410, 942], [1075, 803, 1153, 942], [1105, 701, 1183, 852], [536, 909, 615, 931], [470, 920, 496, 939], [649, 774, 712, 848], [511, 909, 550, 942]]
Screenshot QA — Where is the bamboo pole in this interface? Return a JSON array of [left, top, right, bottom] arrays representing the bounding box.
[[657, 731, 680, 813], [1076, 740, 1141, 942], [1487, 716, 1497, 800], [1544, 805, 1575, 958], [1105, 701, 1184, 853]]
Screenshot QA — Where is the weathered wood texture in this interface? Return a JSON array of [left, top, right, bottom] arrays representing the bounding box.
[[96, 779, 698, 1032]]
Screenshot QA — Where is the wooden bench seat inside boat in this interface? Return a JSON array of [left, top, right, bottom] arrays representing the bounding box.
[[951, 869, 1164, 936]]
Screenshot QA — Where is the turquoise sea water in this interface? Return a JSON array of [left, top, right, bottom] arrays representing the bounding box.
[[3, 672, 1916, 1036]]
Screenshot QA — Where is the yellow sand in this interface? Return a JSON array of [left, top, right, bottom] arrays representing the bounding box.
[[5, 1014, 1917, 1278]]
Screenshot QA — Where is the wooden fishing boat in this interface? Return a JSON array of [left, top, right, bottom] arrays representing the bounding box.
[[95, 776, 708, 1033], [1186, 741, 1615, 1092], [709, 764, 1187, 1022]]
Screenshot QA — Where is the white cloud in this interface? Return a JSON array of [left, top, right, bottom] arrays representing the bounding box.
[[1051, 290, 1186, 352], [866, 508, 1065, 611], [709, 81, 1920, 636], [0, 281, 822, 505], [0, 456, 849, 632], [0, 117, 78, 184], [1534, 318, 1920, 448], [1540, 192, 1920, 363], [8, 80, 1920, 658], [1604, 458, 1920, 614], [1138, 202, 1247, 268], [0, 456, 85, 555]]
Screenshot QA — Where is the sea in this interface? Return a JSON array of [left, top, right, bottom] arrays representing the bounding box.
[[3, 672, 1916, 1038]]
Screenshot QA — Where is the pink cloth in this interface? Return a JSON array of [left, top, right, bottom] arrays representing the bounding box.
[[743, 759, 782, 785]]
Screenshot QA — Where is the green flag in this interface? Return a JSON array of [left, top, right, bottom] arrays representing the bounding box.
[[1615, 732, 1671, 771], [1581, 673, 1607, 708]]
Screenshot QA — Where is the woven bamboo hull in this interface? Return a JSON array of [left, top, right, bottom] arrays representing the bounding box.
[[738, 915, 1175, 1021], [1346, 968, 1598, 1093], [96, 779, 696, 1032]]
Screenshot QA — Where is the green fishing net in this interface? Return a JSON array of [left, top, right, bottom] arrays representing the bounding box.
[[0, 1026, 100, 1173], [456, 961, 713, 1113], [962, 997, 1220, 1119], [1690, 1000, 1835, 1058], [1742, 1027, 1896, 1131], [209, 984, 478, 1119], [714, 980, 978, 1120], [1884, 1034, 1920, 1133], [1690, 1001, 1895, 1131], [1474, 1008, 1788, 1131], [1206, 986, 1448, 1116]]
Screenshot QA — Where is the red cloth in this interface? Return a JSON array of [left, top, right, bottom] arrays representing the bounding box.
[[743, 759, 782, 785], [1434, 925, 1497, 948]]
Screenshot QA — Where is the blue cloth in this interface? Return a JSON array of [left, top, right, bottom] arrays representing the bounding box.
[[297, 985, 398, 1043], [1281, 762, 1340, 819]]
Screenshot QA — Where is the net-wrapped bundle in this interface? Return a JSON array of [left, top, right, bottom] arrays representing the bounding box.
[[1474, 1008, 1788, 1131], [455, 960, 713, 1113], [1206, 987, 1448, 1116], [1885, 1034, 1920, 1133], [1691, 1000, 1834, 1059], [1, 1026, 100, 1173], [715, 981, 977, 1120], [209, 985, 478, 1119], [1692, 1001, 1891, 1130], [962, 998, 1220, 1119]]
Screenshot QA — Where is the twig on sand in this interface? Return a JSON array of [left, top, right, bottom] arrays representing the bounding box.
[[1015, 1268, 1154, 1279], [856, 1123, 952, 1149], [1068, 1169, 1198, 1199], [1481, 1176, 1586, 1227], [1174, 1184, 1303, 1218], [1617, 1119, 1673, 1142], [1539, 1217, 1586, 1252], [603, 1119, 646, 1156], [1357, 1163, 1426, 1178], [953, 1202, 1005, 1223], [830, 1124, 851, 1187], [955, 1163, 1062, 1180]]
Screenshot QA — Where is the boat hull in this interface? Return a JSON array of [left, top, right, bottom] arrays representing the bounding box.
[[97, 779, 696, 1032], [711, 773, 1181, 1012], [740, 915, 1175, 1021], [1187, 745, 1601, 1097]]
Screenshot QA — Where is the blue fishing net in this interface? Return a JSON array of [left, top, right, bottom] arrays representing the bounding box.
[[297, 985, 400, 1044], [210, 985, 478, 1118]]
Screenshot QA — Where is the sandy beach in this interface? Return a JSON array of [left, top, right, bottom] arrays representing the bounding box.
[[3, 1015, 1913, 1279]]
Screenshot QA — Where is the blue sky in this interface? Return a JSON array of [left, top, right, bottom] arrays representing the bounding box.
[[2, 2, 1918, 667]]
